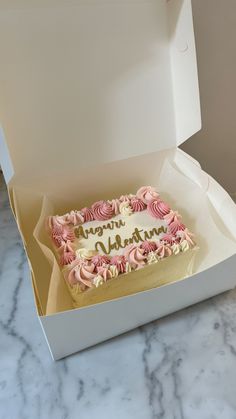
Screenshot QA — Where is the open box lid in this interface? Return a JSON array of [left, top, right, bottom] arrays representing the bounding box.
[[0, 0, 201, 184]]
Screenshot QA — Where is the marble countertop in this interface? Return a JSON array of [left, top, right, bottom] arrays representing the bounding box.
[[1, 173, 236, 419]]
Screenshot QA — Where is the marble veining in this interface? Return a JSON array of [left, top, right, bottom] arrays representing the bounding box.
[[1, 173, 236, 419]]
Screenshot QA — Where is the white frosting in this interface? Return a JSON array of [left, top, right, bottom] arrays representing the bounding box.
[[119, 201, 133, 216], [171, 243, 181, 255], [147, 251, 159, 264], [76, 248, 98, 260], [93, 275, 104, 288], [180, 240, 190, 253]]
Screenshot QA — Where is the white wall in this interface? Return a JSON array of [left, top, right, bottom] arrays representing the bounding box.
[[181, 0, 236, 193]]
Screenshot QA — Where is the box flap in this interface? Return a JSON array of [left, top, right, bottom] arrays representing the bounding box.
[[0, 0, 201, 182]]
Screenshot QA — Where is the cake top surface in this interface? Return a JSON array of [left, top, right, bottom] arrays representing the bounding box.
[[46, 186, 196, 291]]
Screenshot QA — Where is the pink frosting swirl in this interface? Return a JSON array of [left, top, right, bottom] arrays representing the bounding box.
[[156, 244, 172, 259], [130, 197, 146, 212], [109, 199, 121, 215], [161, 233, 176, 245], [137, 186, 159, 204], [51, 225, 75, 247], [92, 255, 111, 271], [59, 242, 76, 266], [176, 228, 195, 246], [120, 194, 132, 203], [147, 199, 170, 219], [48, 215, 68, 232], [92, 200, 114, 221], [96, 266, 113, 281], [65, 210, 84, 226], [124, 244, 146, 269], [67, 261, 96, 290], [168, 218, 186, 235], [140, 241, 157, 254], [164, 210, 182, 225], [110, 255, 127, 273], [81, 207, 94, 222]]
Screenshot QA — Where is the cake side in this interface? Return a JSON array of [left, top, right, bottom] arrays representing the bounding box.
[[46, 186, 197, 306]]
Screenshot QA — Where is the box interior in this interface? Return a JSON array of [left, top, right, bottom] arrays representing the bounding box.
[[2, 0, 234, 319], [10, 148, 236, 315]]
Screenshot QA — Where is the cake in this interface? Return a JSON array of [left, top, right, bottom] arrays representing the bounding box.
[[46, 186, 197, 308]]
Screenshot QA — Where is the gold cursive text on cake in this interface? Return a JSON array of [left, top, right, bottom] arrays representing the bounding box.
[[75, 219, 126, 239], [94, 226, 167, 254]]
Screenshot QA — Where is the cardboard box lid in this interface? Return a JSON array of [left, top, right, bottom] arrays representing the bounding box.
[[0, 0, 201, 183]]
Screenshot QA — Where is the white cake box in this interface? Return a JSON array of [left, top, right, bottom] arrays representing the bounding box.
[[1, 0, 236, 360]]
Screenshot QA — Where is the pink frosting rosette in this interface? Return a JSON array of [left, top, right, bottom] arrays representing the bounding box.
[[58, 242, 76, 266], [110, 255, 127, 273], [67, 261, 96, 290], [48, 215, 68, 234], [156, 244, 172, 259], [164, 210, 182, 225], [92, 200, 114, 221], [161, 233, 176, 246], [176, 228, 195, 246], [124, 244, 146, 269], [92, 255, 111, 270], [168, 217, 185, 235], [147, 199, 170, 219], [96, 266, 113, 281], [140, 240, 157, 254], [65, 210, 84, 226], [51, 225, 75, 247], [137, 186, 159, 204], [81, 207, 94, 222], [130, 197, 146, 212], [109, 199, 121, 215]]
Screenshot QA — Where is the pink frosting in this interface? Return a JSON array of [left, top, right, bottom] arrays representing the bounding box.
[[59, 242, 76, 266], [110, 255, 127, 273], [92, 200, 114, 221], [162, 233, 176, 245], [137, 186, 159, 204], [140, 241, 157, 254], [67, 261, 96, 290], [81, 207, 94, 222], [96, 266, 113, 281], [92, 255, 111, 270], [48, 215, 68, 232], [176, 228, 195, 246], [124, 244, 146, 269], [168, 218, 186, 235], [156, 244, 172, 259], [130, 197, 146, 212], [164, 210, 182, 225], [65, 210, 84, 226], [51, 225, 75, 247], [147, 199, 170, 219], [109, 199, 121, 215]]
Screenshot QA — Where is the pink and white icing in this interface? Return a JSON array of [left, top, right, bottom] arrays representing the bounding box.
[[51, 225, 75, 247], [164, 210, 182, 225], [168, 217, 186, 235], [67, 260, 96, 290], [110, 255, 127, 273], [81, 207, 94, 222], [124, 244, 146, 269], [92, 255, 111, 270], [59, 242, 76, 266], [147, 199, 170, 219], [140, 240, 157, 254], [137, 186, 159, 204], [65, 210, 84, 225], [92, 200, 114, 221], [47, 185, 196, 291], [130, 197, 146, 212], [156, 244, 172, 259]]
